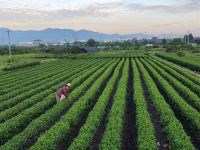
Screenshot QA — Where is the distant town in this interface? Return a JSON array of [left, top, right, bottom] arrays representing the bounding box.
[[0, 30, 199, 54], [15, 33, 200, 48]]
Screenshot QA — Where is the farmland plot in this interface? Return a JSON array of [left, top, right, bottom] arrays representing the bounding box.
[[0, 56, 199, 150]]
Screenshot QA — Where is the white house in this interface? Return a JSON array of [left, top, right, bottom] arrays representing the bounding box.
[[145, 44, 154, 47]]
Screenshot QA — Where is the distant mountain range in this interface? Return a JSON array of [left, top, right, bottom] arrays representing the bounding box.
[[0, 27, 154, 45]]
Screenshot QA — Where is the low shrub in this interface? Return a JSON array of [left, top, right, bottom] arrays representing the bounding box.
[[176, 51, 186, 57], [2, 62, 40, 71]]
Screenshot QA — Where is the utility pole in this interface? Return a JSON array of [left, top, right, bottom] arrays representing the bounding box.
[[187, 31, 189, 45], [6, 30, 12, 60]]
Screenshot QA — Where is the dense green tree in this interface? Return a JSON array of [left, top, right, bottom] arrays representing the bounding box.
[[162, 39, 167, 45], [87, 39, 97, 47], [169, 38, 184, 45]]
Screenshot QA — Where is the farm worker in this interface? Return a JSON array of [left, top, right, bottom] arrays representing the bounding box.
[[56, 83, 71, 102]]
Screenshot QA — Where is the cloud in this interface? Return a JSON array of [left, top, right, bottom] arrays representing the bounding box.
[[0, 0, 199, 23], [0, 2, 121, 22], [0, 0, 199, 35], [125, 0, 200, 13]]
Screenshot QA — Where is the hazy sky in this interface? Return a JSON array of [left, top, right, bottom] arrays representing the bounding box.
[[0, 0, 200, 35]]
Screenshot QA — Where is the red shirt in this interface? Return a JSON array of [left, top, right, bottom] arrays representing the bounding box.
[[57, 86, 69, 97]]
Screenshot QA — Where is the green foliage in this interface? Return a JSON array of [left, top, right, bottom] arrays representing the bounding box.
[[71, 50, 147, 58], [140, 59, 200, 135], [0, 60, 105, 145], [0, 59, 112, 150], [0, 45, 86, 55], [168, 38, 184, 46], [165, 47, 176, 52], [0, 60, 70, 95], [136, 59, 195, 150], [152, 56, 200, 85], [100, 59, 129, 150], [176, 51, 186, 57], [87, 39, 97, 47], [0, 46, 38, 55], [149, 57, 200, 96], [68, 59, 124, 150], [0, 60, 102, 123], [144, 58, 200, 111], [29, 59, 119, 150], [132, 60, 157, 150], [156, 53, 200, 72], [0, 61, 87, 111], [191, 50, 200, 53], [70, 46, 87, 54], [0, 51, 199, 149], [162, 39, 167, 45], [2, 61, 40, 71]]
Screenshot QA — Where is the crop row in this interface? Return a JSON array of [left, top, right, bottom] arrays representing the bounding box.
[[68, 59, 124, 150], [131, 59, 157, 149], [0, 60, 108, 123], [0, 59, 117, 148], [0, 58, 82, 77], [0, 60, 100, 112], [0, 60, 65, 84], [155, 53, 200, 72], [1, 57, 199, 149], [144, 58, 200, 111], [0, 60, 75, 95], [136, 59, 195, 150], [0, 59, 59, 78], [0, 59, 99, 98], [29, 59, 119, 150], [0, 60, 89, 100], [152, 56, 200, 86], [140, 59, 200, 137], [148, 57, 200, 97], [100, 59, 129, 149], [2, 61, 41, 71], [0, 59, 98, 87], [0, 59, 91, 94]]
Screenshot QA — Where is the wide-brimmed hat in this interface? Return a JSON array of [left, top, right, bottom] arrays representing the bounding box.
[[66, 83, 71, 87]]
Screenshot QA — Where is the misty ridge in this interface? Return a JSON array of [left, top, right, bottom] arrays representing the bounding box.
[[0, 27, 152, 44]]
